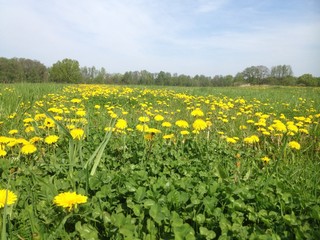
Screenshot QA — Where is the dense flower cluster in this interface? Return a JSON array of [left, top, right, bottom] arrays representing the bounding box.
[[0, 85, 318, 175]]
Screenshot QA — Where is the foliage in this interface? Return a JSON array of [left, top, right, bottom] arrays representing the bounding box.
[[0, 83, 319, 239], [49, 58, 82, 83], [0, 57, 47, 83], [241, 65, 270, 85], [1, 56, 320, 86]]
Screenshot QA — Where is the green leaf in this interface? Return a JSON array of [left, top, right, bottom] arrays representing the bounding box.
[[283, 213, 298, 226], [111, 213, 126, 228], [215, 165, 227, 180], [195, 214, 206, 224], [144, 199, 156, 208], [134, 187, 146, 203], [199, 226, 216, 240], [311, 205, 320, 220], [75, 222, 99, 240], [149, 203, 164, 224], [219, 216, 231, 234], [119, 223, 135, 238], [147, 219, 158, 237], [173, 223, 195, 240], [243, 169, 251, 181], [171, 211, 183, 227]]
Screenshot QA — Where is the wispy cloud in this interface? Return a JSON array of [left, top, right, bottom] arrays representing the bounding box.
[[195, 0, 229, 13], [0, 0, 319, 76]]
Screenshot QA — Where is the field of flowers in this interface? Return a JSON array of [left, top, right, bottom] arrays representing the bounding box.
[[0, 84, 319, 239]]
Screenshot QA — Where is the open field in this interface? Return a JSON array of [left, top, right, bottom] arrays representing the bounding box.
[[0, 83, 320, 239]]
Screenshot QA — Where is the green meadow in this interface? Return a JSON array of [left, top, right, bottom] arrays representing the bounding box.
[[0, 83, 319, 239]]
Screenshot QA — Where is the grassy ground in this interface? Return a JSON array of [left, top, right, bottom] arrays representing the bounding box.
[[0, 83, 319, 239]]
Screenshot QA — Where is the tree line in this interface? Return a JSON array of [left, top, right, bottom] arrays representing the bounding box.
[[0, 57, 319, 86]]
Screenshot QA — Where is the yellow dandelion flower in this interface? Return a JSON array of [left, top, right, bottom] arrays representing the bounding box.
[[262, 131, 271, 136], [180, 130, 190, 135], [76, 110, 86, 117], [110, 112, 117, 119], [54, 116, 63, 121], [70, 128, 85, 140], [288, 141, 301, 150], [34, 113, 46, 121], [138, 116, 150, 123], [163, 134, 174, 139], [244, 135, 259, 144], [162, 121, 172, 127], [271, 120, 287, 132], [0, 137, 11, 144], [287, 123, 298, 133], [9, 129, 18, 135], [44, 118, 55, 128], [0, 145, 7, 157], [21, 144, 37, 155], [0, 189, 18, 208], [45, 135, 59, 144], [115, 119, 128, 130], [136, 124, 149, 132], [67, 124, 76, 130], [71, 98, 82, 103], [206, 121, 212, 127], [192, 119, 207, 131], [175, 120, 189, 128], [299, 128, 309, 134], [226, 137, 237, 144], [25, 126, 35, 133], [154, 114, 164, 121], [146, 128, 161, 134], [191, 108, 204, 117], [53, 192, 87, 211], [261, 156, 270, 163], [104, 126, 115, 132], [29, 137, 43, 144]]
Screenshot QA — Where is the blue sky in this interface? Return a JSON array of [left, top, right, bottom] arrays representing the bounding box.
[[1, 0, 319, 76]]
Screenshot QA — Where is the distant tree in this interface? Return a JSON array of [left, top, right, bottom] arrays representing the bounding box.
[[95, 67, 107, 84], [49, 58, 82, 83], [297, 74, 318, 86], [242, 65, 270, 84], [0, 57, 23, 83], [17, 58, 48, 82], [139, 70, 154, 85], [155, 71, 171, 85], [0, 57, 47, 83], [271, 65, 293, 79], [175, 74, 192, 86], [233, 72, 245, 86]]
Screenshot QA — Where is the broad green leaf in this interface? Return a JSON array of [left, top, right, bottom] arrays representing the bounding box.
[[199, 227, 216, 240], [147, 219, 158, 237], [144, 199, 156, 208], [134, 186, 146, 203], [75, 222, 99, 240], [173, 223, 195, 240], [149, 203, 164, 224]]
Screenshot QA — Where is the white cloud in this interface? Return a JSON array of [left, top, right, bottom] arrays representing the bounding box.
[[0, 0, 319, 76], [195, 0, 229, 13]]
